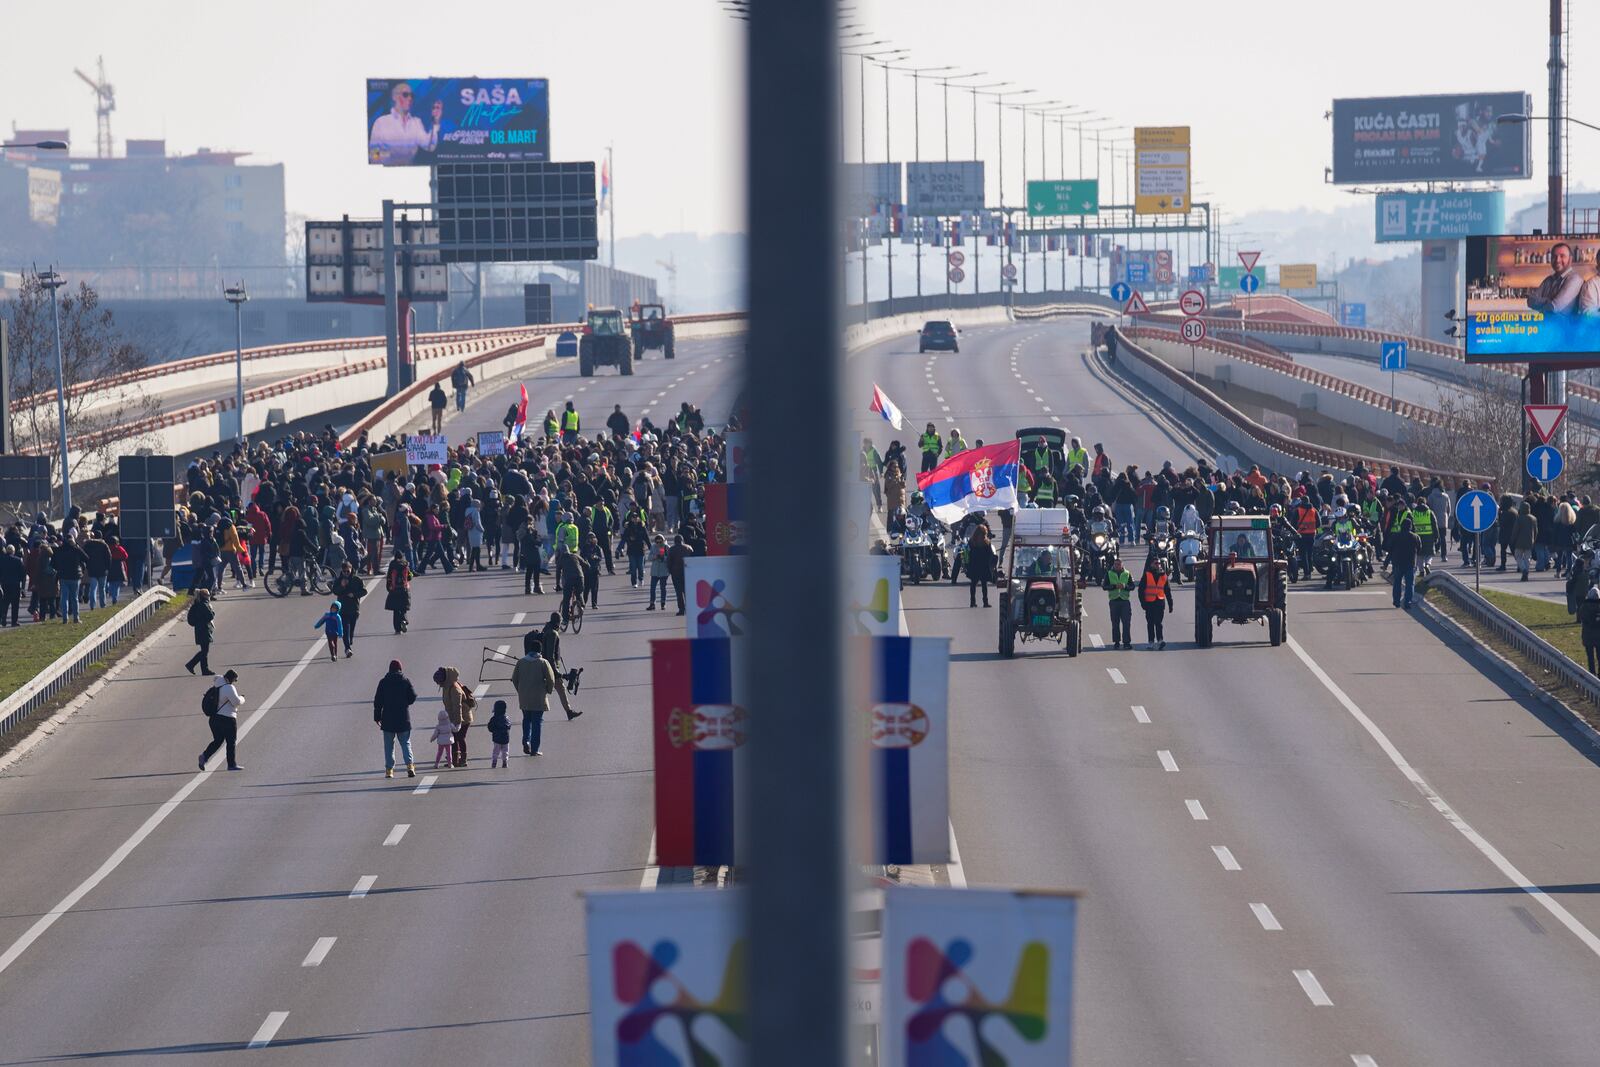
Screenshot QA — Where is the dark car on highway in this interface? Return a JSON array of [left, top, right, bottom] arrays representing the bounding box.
[[918, 320, 960, 353]]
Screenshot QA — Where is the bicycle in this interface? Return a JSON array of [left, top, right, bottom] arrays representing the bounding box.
[[561, 588, 585, 634], [264, 560, 333, 598]]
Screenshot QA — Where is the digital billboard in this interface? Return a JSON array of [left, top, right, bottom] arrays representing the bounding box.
[[1330, 93, 1530, 184], [1465, 234, 1600, 362], [1375, 190, 1505, 242], [366, 78, 550, 166], [905, 161, 984, 216]]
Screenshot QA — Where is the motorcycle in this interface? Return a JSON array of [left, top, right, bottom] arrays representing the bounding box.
[[1177, 524, 1205, 582], [1145, 523, 1180, 582], [1325, 529, 1361, 589], [896, 515, 947, 584], [1081, 520, 1119, 586]]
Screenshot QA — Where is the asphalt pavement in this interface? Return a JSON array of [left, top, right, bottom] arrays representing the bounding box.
[[6, 317, 1600, 1065]]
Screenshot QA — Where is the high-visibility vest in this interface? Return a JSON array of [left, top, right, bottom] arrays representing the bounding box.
[[562, 410, 581, 432], [1106, 569, 1132, 601], [1410, 507, 1435, 537], [919, 432, 941, 453], [1092, 452, 1110, 476], [555, 523, 578, 552], [543, 416, 559, 438], [1030, 446, 1051, 472], [1141, 572, 1169, 604], [1361, 499, 1380, 524], [1066, 447, 1089, 472], [945, 439, 966, 457], [1295, 505, 1320, 535], [1035, 481, 1056, 506], [1389, 509, 1407, 533]]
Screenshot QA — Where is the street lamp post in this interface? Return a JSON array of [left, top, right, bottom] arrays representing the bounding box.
[[36, 269, 70, 517], [888, 64, 955, 303], [967, 81, 1009, 297], [224, 282, 249, 446], [984, 88, 1038, 306]]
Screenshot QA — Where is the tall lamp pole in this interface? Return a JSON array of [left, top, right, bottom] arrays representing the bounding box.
[[887, 64, 956, 302], [967, 81, 1010, 297], [224, 282, 249, 446], [36, 269, 71, 517]]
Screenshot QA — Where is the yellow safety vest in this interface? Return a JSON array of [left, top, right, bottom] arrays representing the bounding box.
[[1410, 507, 1434, 537], [1066, 447, 1089, 472], [556, 523, 578, 552], [562, 410, 580, 432], [1106, 569, 1132, 601], [919, 432, 941, 453]]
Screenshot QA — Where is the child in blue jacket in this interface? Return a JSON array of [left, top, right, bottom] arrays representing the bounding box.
[[313, 601, 344, 662]]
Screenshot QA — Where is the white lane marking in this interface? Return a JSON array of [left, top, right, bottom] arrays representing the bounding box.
[[1107, 668, 1127, 684], [0, 635, 325, 979], [1042, 406, 1052, 412], [1251, 903, 1283, 931], [940, 405, 951, 412], [1026, 388, 1035, 395], [1185, 799, 1209, 821], [349, 875, 377, 899], [512, 611, 526, 624], [382, 824, 410, 847], [947, 821, 968, 887], [1132, 704, 1151, 723], [248, 1012, 290, 1049], [1212, 845, 1241, 871], [1294, 969, 1333, 1006], [495, 643, 510, 656], [1050, 415, 1061, 423], [641, 831, 660, 890], [1351, 1057, 1380, 1067], [1089, 633, 1104, 648], [1018, 379, 1029, 387], [472, 683, 489, 699], [1288, 635, 1600, 961], [413, 774, 437, 795], [301, 937, 337, 967], [655, 391, 667, 398], [1158, 749, 1179, 772]]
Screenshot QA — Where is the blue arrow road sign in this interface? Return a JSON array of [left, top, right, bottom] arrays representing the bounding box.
[[1455, 489, 1498, 534], [1110, 282, 1131, 303], [1340, 302, 1367, 327], [1239, 272, 1260, 293], [1527, 444, 1565, 483], [1380, 341, 1408, 371], [1126, 262, 1150, 283], [1188, 265, 1209, 283]]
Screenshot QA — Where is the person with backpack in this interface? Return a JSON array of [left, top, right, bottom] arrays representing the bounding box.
[[385, 554, 411, 633], [429, 382, 448, 434], [184, 590, 215, 675], [199, 669, 244, 771]]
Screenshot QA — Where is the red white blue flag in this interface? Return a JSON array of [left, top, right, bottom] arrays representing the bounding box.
[[869, 383, 903, 430], [508, 382, 528, 450], [915, 439, 1021, 524], [652, 638, 745, 867], [866, 635, 950, 865]]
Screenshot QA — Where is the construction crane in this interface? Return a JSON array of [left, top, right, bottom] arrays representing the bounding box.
[[73, 56, 115, 158], [656, 254, 678, 312]]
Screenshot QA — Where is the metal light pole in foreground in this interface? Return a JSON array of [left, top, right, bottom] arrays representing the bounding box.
[[36, 269, 70, 516], [224, 281, 248, 445]]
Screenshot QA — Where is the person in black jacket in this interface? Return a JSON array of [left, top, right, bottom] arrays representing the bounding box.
[[373, 658, 418, 779], [51, 537, 89, 624], [0, 545, 24, 626], [331, 563, 366, 658], [1388, 515, 1422, 610], [966, 525, 997, 608], [185, 590, 216, 674]]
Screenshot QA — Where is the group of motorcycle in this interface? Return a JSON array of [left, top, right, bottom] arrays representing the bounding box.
[[1308, 521, 1378, 589]]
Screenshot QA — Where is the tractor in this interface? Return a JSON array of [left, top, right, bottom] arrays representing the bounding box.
[[579, 307, 633, 377], [1193, 514, 1289, 648], [628, 303, 676, 360], [997, 509, 1083, 658]]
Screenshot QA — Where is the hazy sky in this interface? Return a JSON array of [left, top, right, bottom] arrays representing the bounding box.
[[2, 0, 1590, 238]]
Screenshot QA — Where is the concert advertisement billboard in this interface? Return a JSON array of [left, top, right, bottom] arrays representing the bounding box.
[[366, 78, 550, 166], [1330, 93, 1530, 184], [1465, 234, 1600, 363]]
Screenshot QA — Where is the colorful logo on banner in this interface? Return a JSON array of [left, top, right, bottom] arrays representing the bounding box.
[[685, 557, 747, 638], [883, 888, 1080, 1067], [586, 889, 748, 1067], [704, 483, 748, 556], [651, 639, 744, 867], [849, 556, 900, 635], [864, 635, 949, 865]]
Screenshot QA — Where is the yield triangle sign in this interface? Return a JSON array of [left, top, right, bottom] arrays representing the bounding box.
[[1238, 250, 1261, 273], [1525, 404, 1568, 445], [1125, 290, 1149, 316]]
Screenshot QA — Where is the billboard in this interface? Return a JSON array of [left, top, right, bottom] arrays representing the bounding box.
[[1465, 234, 1600, 362], [906, 161, 983, 216], [843, 162, 903, 218], [1375, 190, 1506, 242], [304, 219, 448, 302], [1330, 93, 1531, 184], [366, 77, 550, 166], [1134, 126, 1190, 215], [1278, 264, 1318, 290], [26, 168, 60, 228]]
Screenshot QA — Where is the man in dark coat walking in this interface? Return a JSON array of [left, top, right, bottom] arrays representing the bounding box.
[[373, 659, 417, 778]]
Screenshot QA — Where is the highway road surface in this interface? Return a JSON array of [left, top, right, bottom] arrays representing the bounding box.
[[3, 315, 1600, 1065]]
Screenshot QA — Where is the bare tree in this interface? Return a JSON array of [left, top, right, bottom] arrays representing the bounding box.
[[1403, 371, 1523, 487], [4, 276, 158, 513], [1372, 289, 1422, 338]]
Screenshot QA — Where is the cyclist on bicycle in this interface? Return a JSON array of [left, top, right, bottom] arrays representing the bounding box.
[[559, 549, 585, 626]]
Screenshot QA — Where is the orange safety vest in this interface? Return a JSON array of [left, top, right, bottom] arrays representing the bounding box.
[[1295, 505, 1319, 535], [1141, 572, 1169, 604]]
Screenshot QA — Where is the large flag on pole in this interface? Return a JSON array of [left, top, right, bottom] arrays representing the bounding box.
[[507, 382, 528, 450], [652, 638, 746, 867], [866, 635, 950, 865], [915, 439, 1022, 523], [869, 383, 904, 430]]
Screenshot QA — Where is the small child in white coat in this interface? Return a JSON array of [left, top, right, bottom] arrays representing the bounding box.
[[429, 708, 454, 769]]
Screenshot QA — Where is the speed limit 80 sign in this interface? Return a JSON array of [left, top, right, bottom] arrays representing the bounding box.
[[1180, 317, 1207, 343]]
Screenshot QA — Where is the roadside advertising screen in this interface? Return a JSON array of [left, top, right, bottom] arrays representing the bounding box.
[[1330, 92, 1530, 184], [1465, 234, 1600, 362], [367, 78, 550, 166]]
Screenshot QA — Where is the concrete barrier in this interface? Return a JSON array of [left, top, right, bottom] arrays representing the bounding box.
[[843, 306, 1014, 351]]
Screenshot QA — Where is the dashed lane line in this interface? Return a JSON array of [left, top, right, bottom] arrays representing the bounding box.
[[1294, 969, 1333, 1006], [1089, 633, 1104, 648], [1107, 667, 1127, 684], [1158, 749, 1179, 772], [413, 775, 437, 796], [248, 1012, 290, 1049], [1132, 704, 1150, 723], [1212, 845, 1241, 871], [1351, 1057, 1380, 1067], [512, 612, 526, 625], [1185, 799, 1208, 821], [349, 875, 377, 899], [382, 824, 409, 847], [1250, 903, 1283, 931], [301, 937, 336, 967], [1288, 634, 1600, 961]]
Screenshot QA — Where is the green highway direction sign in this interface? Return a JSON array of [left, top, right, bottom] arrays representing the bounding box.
[[1218, 266, 1252, 289], [1027, 179, 1099, 217]]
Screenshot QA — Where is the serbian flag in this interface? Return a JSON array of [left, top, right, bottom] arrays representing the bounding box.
[[507, 382, 528, 451], [869, 383, 903, 430], [652, 638, 745, 867], [865, 635, 950, 865], [915, 439, 1021, 523]]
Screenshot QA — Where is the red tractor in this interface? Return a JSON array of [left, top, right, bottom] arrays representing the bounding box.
[[628, 303, 676, 361], [1193, 514, 1290, 648]]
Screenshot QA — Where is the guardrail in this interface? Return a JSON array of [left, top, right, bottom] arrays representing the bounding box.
[[1125, 324, 1450, 429], [0, 585, 176, 739], [1421, 568, 1600, 708], [1106, 326, 1487, 486]]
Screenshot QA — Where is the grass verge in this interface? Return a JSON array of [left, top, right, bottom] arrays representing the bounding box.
[[0, 594, 189, 763], [1423, 583, 1600, 734]]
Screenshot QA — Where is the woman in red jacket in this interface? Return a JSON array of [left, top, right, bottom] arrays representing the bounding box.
[[244, 501, 272, 579]]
